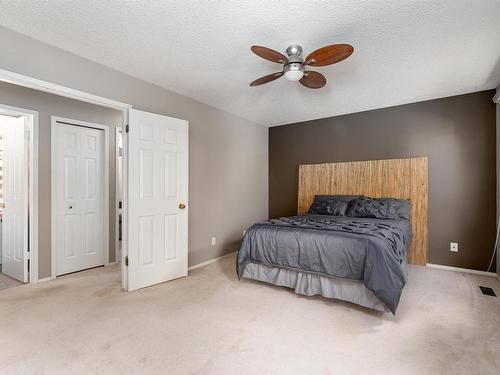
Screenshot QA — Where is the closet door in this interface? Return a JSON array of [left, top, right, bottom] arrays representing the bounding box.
[[53, 123, 104, 276]]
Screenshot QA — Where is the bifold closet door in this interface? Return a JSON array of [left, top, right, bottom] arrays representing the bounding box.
[[53, 123, 104, 276]]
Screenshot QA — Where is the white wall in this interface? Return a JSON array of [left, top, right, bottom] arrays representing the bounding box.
[[0, 26, 268, 277]]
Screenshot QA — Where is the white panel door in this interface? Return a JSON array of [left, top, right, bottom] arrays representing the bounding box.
[[53, 123, 104, 276], [1, 116, 28, 282], [127, 109, 188, 290]]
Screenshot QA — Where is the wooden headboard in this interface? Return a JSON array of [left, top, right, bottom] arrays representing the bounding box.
[[297, 157, 428, 265]]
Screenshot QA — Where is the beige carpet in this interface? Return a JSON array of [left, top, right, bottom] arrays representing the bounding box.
[[0, 265, 24, 291], [0, 254, 499, 375]]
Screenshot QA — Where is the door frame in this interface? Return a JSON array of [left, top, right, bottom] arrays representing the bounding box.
[[50, 116, 110, 279], [115, 127, 123, 265], [0, 103, 39, 284]]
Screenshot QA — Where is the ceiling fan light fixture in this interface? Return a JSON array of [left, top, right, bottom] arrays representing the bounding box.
[[284, 62, 304, 82]]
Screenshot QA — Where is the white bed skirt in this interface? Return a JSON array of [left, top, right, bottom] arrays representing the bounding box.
[[241, 262, 389, 312]]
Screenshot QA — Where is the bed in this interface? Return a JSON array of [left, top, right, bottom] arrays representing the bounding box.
[[236, 158, 429, 314]]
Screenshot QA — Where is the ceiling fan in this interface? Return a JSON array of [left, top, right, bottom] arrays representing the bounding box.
[[249, 44, 354, 89]]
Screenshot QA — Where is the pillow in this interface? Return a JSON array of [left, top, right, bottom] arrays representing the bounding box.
[[308, 199, 348, 216], [313, 195, 362, 204], [347, 197, 411, 221], [347, 197, 390, 219], [377, 198, 411, 221], [308, 195, 362, 216]]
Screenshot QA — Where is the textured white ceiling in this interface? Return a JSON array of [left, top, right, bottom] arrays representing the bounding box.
[[0, 0, 499, 126]]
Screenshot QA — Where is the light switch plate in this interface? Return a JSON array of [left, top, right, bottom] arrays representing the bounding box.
[[211, 237, 216, 246], [450, 242, 458, 252]]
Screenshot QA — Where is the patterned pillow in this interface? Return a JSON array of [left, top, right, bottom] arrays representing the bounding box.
[[313, 195, 362, 204], [377, 198, 411, 221], [347, 197, 391, 219], [308, 199, 349, 216], [347, 197, 410, 220]]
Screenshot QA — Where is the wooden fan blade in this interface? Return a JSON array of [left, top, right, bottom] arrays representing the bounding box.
[[251, 46, 289, 64], [305, 44, 354, 66], [299, 71, 326, 89], [250, 72, 284, 86]]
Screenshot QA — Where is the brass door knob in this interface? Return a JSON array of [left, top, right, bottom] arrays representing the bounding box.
[[179, 203, 186, 209]]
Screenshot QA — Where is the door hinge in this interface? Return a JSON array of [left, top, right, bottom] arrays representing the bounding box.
[[125, 255, 129, 266], [26, 252, 30, 260], [125, 124, 129, 133]]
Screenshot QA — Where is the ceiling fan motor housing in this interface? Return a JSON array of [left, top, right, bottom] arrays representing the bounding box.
[[286, 45, 304, 64], [284, 45, 305, 81]]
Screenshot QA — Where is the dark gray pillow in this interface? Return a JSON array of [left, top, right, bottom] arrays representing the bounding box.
[[309, 195, 362, 216], [347, 197, 391, 219], [377, 198, 411, 221], [347, 197, 411, 221], [313, 195, 362, 204], [308, 199, 348, 216]]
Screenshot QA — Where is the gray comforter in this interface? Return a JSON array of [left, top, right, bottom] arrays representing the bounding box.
[[236, 215, 412, 314]]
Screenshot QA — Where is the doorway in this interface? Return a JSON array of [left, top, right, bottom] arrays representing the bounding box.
[[0, 104, 38, 288], [0, 68, 189, 292], [51, 117, 110, 277]]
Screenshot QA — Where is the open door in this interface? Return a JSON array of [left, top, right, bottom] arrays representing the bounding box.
[[1, 115, 29, 282], [126, 109, 188, 290]]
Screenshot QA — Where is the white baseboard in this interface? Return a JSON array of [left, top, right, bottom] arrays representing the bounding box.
[[36, 276, 54, 283], [426, 263, 497, 277], [31, 255, 236, 284], [34, 255, 222, 283], [188, 251, 237, 271]]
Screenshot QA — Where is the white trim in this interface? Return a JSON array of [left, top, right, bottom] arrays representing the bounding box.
[[184, 121, 190, 275], [36, 276, 54, 283], [0, 69, 131, 110], [0, 104, 39, 284], [426, 263, 497, 277], [121, 110, 128, 290], [51, 116, 110, 279], [114, 127, 122, 265], [188, 251, 237, 272]]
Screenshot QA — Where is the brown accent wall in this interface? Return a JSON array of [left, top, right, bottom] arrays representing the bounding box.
[[269, 91, 496, 271]]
